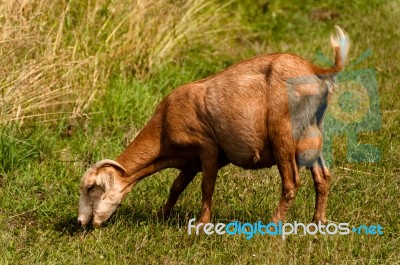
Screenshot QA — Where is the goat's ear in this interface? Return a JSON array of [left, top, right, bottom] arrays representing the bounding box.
[[91, 160, 126, 199], [81, 159, 125, 191], [97, 169, 115, 193]]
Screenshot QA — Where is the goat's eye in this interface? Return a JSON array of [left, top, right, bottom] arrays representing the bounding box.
[[87, 185, 95, 193]]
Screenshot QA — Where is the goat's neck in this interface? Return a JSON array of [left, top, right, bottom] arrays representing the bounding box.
[[115, 120, 161, 184]]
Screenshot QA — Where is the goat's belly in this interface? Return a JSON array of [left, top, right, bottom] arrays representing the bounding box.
[[216, 133, 274, 169], [205, 91, 269, 168], [237, 147, 275, 169], [296, 125, 322, 167]]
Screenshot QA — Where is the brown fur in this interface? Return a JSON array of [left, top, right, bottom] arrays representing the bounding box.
[[79, 27, 349, 226], [115, 53, 335, 224]]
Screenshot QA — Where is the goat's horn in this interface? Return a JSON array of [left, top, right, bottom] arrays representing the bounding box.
[[92, 159, 126, 172]]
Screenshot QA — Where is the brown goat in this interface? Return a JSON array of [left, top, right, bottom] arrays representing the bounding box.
[[78, 26, 350, 227]]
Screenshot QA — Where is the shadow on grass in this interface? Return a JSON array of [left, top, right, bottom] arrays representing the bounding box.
[[111, 204, 199, 228], [52, 205, 199, 236], [53, 216, 93, 236], [111, 204, 270, 227]]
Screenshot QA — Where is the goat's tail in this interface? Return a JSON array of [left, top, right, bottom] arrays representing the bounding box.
[[328, 25, 350, 74]]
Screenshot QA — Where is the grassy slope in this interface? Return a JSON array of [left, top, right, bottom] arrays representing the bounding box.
[[1, 0, 399, 264]]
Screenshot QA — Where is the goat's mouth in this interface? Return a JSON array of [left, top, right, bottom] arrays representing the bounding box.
[[78, 203, 121, 228], [90, 211, 114, 228], [77, 217, 90, 227], [77, 216, 105, 228], [77, 212, 93, 227]]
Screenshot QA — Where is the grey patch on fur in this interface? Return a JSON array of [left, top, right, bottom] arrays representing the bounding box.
[[286, 74, 334, 139], [297, 149, 322, 167]]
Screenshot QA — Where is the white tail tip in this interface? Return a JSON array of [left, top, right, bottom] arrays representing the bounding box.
[[330, 25, 350, 64]]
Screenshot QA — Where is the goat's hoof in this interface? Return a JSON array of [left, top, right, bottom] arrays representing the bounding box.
[[312, 216, 327, 224], [156, 208, 171, 220], [271, 213, 284, 224], [196, 217, 211, 225]]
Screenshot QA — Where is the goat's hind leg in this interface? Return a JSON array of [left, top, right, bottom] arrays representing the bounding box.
[[272, 157, 301, 223], [310, 156, 331, 223], [158, 170, 197, 220]]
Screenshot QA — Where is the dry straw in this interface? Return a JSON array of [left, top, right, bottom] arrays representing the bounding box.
[[0, 0, 234, 124]]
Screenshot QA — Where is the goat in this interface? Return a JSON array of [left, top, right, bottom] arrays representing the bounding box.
[[78, 26, 349, 227]]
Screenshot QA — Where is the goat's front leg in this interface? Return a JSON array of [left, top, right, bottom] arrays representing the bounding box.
[[197, 147, 219, 224], [310, 156, 331, 223], [158, 170, 197, 220]]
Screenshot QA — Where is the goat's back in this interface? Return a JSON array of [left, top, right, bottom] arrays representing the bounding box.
[[200, 53, 328, 167]]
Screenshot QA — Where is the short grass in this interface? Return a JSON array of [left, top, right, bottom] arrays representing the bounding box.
[[1, 0, 399, 264]]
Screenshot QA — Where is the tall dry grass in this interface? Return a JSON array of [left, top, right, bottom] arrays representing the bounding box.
[[0, 0, 234, 124]]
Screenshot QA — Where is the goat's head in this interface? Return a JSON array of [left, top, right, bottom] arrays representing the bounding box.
[[78, 159, 127, 227]]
